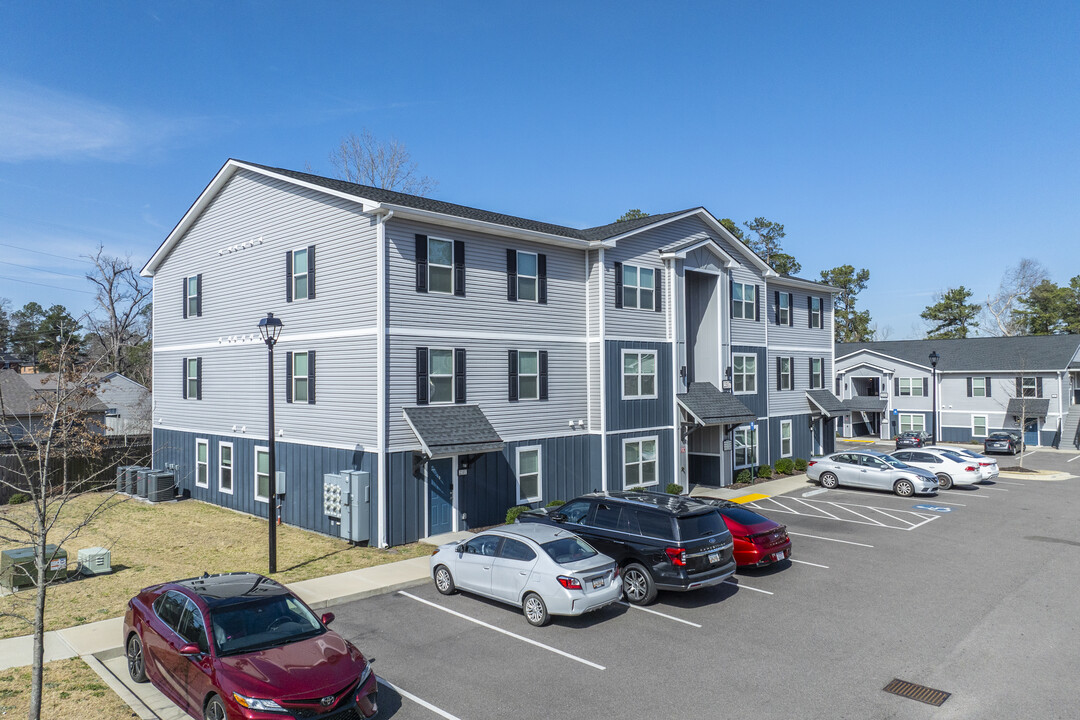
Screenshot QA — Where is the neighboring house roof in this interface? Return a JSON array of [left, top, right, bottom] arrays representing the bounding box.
[[0, 352, 25, 366], [844, 396, 888, 413], [11, 372, 110, 414], [0, 368, 42, 416], [836, 335, 1080, 372], [1005, 398, 1050, 418], [402, 405, 504, 457], [677, 382, 756, 426], [806, 390, 847, 417]]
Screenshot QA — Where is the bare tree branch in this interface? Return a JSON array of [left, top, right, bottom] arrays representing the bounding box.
[[328, 129, 438, 196], [984, 258, 1048, 337]]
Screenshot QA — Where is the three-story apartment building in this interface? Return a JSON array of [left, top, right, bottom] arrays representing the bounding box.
[[143, 160, 839, 546]]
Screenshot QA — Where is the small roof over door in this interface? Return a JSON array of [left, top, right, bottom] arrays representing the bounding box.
[[402, 405, 504, 458]]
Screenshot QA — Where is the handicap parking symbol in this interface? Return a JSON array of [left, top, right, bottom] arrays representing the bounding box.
[[913, 504, 953, 513]]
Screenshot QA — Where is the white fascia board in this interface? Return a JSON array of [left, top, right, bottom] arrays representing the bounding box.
[[839, 360, 893, 374], [401, 409, 432, 458], [371, 204, 595, 250], [767, 275, 841, 294], [658, 237, 737, 267]]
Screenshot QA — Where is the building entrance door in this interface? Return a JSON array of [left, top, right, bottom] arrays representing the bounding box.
[[428, 457, 453, 536], [1024, 418, 1040, 447]]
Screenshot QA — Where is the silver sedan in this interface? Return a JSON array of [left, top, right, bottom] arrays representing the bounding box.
[[429, 523, 622, 627], [807, 450, 939, 497]]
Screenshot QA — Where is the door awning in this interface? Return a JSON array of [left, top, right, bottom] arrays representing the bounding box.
[[677, 382, 756, 426], [1005, 398, 1050, 419], [402, 405, 505, 458], [806, 389, 847, 418], [844, 396, 888, 413]]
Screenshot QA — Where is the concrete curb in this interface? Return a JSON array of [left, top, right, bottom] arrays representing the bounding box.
[[690, 474, 814, 501]]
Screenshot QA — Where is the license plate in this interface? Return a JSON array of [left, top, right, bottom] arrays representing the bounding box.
[[707, 552, 720, 564], [591, 577, 605, 589], [774, 549, 786, 561]]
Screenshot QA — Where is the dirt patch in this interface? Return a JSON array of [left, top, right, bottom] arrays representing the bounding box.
[[998, 466, 1039, 473]]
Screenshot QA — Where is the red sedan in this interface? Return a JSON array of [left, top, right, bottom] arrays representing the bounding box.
[[700, 499, 791, 567], [123, 572, 377, 720]]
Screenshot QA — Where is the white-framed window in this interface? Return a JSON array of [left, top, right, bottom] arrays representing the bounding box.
[[780, 420, 793, 457], [516, 446, 542, 503], [972, 415, 988, 437], [517, 251, 538, 302], [777, 292, 790, 325], [898, 378, 924, 397], [972, 377, 987, 397], [428, 237, 454, 294], [1021, 377, 1038, 397], [622, 264, 655, 310], [292, 247, 310, 300], [622, 350, 657, 399], [518, 351, 539, 400], [292, 351, 309, 403], [623, 437, 658, 488], [428, 348, 454, 404], [254, 446, 270, 503], [185, 358, 199, 400], [733, 425, 758, 468], [218, 441, 233, 495], [810, 297, 822, 328], [779, 357, 792, 391], [733, 282, 756, 320], [811, 358, 824, 390], [186, 276, 199, 318], [195, 439, 209, 489], [733, 354, 757, 394], [899, 414, 925, 433]]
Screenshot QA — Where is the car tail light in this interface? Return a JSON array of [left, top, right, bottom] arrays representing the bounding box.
[[979, 462, 991, 466], [613, 565, 620, 579], [556, 575, 582, 590], [964, 466, 977, 472], [808, 460, 817, 467], [665, 547, 686, 566]]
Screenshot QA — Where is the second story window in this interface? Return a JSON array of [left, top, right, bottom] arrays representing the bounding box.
[[810, 358, 825, 389], [733, 354, 756, 393], [809, 296, 823, 328], [777, 356, 793, 391], [897, 377, 925, 396], [623, 350, 657, 399], [507, 250, 547, 303], [614, 262, 661, 311], [183, 275, 202, 318], [416, 347, 467, 405], [732, 282, 756, 320], [1018, 376, 1041, 397], [508, 350, 549, 401], [182, 357, 202, 400], [416, 234, 465, 297], [286, 350, 316, 404], [775, 291, 791, 326], [286, 246, 315, 302], [968, 377, 991, 397]]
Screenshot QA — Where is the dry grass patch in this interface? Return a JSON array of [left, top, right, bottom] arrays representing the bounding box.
[[0, 657, 137, 720], [0, 492, 430, 638]]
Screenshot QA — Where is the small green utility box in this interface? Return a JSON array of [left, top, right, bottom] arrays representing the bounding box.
[[0, 545, 68, 591]]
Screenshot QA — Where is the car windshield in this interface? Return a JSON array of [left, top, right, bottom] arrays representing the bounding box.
[[210, 594, 325, 657], [541, 536, 598, 564], [941, 451, 966, 462], [676, 511, 728, 539]]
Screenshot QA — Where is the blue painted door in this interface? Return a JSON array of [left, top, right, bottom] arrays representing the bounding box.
[[428, 458, 453, 536], [1024, 418, 1039, 447]]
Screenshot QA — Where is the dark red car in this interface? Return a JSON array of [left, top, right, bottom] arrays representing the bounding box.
[[699, 499, 791, 567], [123, 572, 377, 720]]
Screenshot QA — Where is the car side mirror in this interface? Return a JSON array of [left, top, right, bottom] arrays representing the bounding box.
[[549, 512, 567, 523], [177, 643, 201, 656], [321, 612, 335, 626], [455, 544, 466, 554]]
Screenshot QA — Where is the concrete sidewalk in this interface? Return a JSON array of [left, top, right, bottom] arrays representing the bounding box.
[[690, 473, 815, 501]]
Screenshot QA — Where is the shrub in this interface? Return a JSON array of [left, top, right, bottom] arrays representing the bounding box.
[[775, 458, 795, 475], [735, 469, 753, 484], [7, 493, 28, 505], [545, 499, 565, 507], [757, 464, 773, 479], [627, 486, 646, 492], [505, 505, 530, 524], [665, 483, 684, 495], [794, 458, 809, 472]]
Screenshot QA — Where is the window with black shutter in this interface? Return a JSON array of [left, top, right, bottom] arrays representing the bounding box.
[[453, 241, 465, 297], [539, 350, 549, 400], [184, 276, 201, 318], [506, 249, 517, 301], [286, 351, 316, 404], [538, 253, 547, 305], [614, 262, 623, 308], [415, 235, 428, 293]]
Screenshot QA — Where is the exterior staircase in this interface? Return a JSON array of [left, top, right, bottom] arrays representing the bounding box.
[[1062, 404, 1080, 450]]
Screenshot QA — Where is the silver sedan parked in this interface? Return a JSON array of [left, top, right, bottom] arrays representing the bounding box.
[[807, 450, 939, 497], [429, 523, 622, 627]]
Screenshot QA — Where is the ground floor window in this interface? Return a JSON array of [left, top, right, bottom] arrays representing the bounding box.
[[972, 415, 988, 437], [218, 442, 233, 494], [516, 446, 542, 503], [899, 414, 925, 433], [195, 439, 209, 488], [734, 425, 758, 468], [255, 447, 270, 503], [624, 437, 658, 487], [780, 420, 792, 457]]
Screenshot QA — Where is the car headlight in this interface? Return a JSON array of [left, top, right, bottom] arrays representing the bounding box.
[[233, 692, 287, 713], [359, 662, 373, 687]]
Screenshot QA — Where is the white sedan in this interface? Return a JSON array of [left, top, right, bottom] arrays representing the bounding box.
[[890, 449, 983, 490], [923, 445, 1000, 482]]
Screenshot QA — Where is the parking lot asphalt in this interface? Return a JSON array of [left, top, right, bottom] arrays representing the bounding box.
[[329, 454, 1080, 720]]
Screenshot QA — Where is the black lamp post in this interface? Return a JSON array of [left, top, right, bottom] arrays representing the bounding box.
[[258, 312, 283, 574], [929, 350, 940, 443]]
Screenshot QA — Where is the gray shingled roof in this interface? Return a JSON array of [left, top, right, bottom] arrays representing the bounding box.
[[402, 405, 504, 457], [0, 369, 41, 417], [837, 335, 1080, 372], [1004, 398, 1050, 418], [582, 210, 698, 242], [845, 396, 888, 412], [677, 382, 756, 426], [806, 389, 847, 417]]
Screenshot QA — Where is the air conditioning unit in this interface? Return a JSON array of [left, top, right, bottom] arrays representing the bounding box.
[[135, 468, 153, 498], [147, 472, 175, 503], [77, 547, 112, 576]]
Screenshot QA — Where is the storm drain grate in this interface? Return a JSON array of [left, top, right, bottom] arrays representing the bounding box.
[[883, 678, 951, 706]]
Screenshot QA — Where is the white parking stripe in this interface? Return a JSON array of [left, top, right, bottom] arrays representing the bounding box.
[[793, 498, 841, 519], [939, 490, 989, 498], [398, 591, 606, 670], [919, 498, 966, 506], [788, 558, 829, 568], [377, 677, 462, 720], [865, 506, 921, 528], [617, 601, 702, 628], [980, 486, 1009, 491], [831, 503, 893, 526], [722, 579, 774, 595], [1067, 455, 1080, 463], [991, 480, 1026, 485], [788, 531, 874, 548]]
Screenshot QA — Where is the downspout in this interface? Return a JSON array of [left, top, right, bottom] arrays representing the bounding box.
[[375, 208, 393, 546], [666, 258, 678, 491], [598, 248, 607, 492]]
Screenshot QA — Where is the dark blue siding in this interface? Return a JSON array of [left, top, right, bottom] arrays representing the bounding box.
[[767, 414, 813, 464], [941, 426, 973, 443], [387, 451, 424, 546], [606, 429, 675, 491], [605, 340, 673, 432], [731, 345, 768, 418]]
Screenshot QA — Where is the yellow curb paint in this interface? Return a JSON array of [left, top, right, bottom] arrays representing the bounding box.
[[839, 438, 876, 443], [729, 493, 770, 504]]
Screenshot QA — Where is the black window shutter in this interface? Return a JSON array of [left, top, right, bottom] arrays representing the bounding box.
[[285, 351, 293, 404], [923, 377, 929, 396], [654, 269, 662, 312], [453, 241, 465, 297], [985, 377, 992, 397], [508, 350, 519, 402], [791, 357, 795, 389], [788, 294, 794, 326], [1036, 377, 1043, 397], [286, 251, 293, 303], [416, 348, 429, 405], [756, 285, 762, 321], [539, 350, 549, 400], [774, 291, 781, 325], [307, 350, 316, 404], [196, 274, 203, 317], [614, 262, 623, 308], [196, 357, 202, 400], [1015, 377, 1021, 396], [454, 348, 466, 403], [967, 377, 973, 397], [507, 249, 517, 301], [182, 357, 188, 398], [807, 295, 813, 328], [776, 357, 782, 391], [182, 277, 188, 319], [729, 277, 735, 318], [415, 235, 428, 293], [809, 360, 815, 388], [538, 253, 547, 304], [307, 245, 316, 299], [894, 378, 900, 395]]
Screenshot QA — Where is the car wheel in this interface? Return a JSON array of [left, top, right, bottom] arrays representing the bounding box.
[[204, 694, 228, 720], [523, 592, 550, 627], [622, 562, 658, 605], [434, 565, 456, 595], [894, 479, 915, 497], [937, 473, 953, 491], [126, 633, 147, 683], [819, 472, 839, 489]]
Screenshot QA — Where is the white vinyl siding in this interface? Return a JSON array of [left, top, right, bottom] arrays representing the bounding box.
[[780, 420, 792, 457], [427, 237, 454, 294], [734, 354, 756, 394], [428, 348, 454, 404], [622, 350, 657, 399], [622, 264, 655, 310], [899, 378, 924, 397], [899, 414, 925, 433], [623, 437, 658, 488], [733, 282, 755, 320], [972, 415, 988, 437], [516, 446, 542, 503], [218, 441, 233, 494], [195, 439, 209, 488], [734, 425, 758, 468], [254, 446, 270, 503]]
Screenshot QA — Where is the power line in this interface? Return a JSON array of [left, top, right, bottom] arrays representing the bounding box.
[[0, 274, 96, 295], [0, 260, 88, 280], [0, 240, 94, 265]]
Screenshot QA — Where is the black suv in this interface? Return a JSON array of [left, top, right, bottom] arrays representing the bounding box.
[[517, 491, 735, 605]]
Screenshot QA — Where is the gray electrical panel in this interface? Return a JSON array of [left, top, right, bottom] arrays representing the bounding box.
[[323, 471, 370, 543]]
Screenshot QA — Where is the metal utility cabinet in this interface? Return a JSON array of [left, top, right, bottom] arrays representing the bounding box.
[[1, 545, 68, 590], [322, 471, 370, 543]]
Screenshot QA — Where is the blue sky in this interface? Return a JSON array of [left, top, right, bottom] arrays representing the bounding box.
[[1, 1, 1077, 339]]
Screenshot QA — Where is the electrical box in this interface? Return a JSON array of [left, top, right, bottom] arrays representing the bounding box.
[[77, 547, 112, 576], [276, 471, 286, 497], [322, 471, 370, 543], [147, 471, 175, 503], [0, 545, 68, 590]]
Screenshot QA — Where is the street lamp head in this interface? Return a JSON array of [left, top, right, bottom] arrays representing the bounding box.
[[929, 350, 940, 368], [258, 313, 283, 346]]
